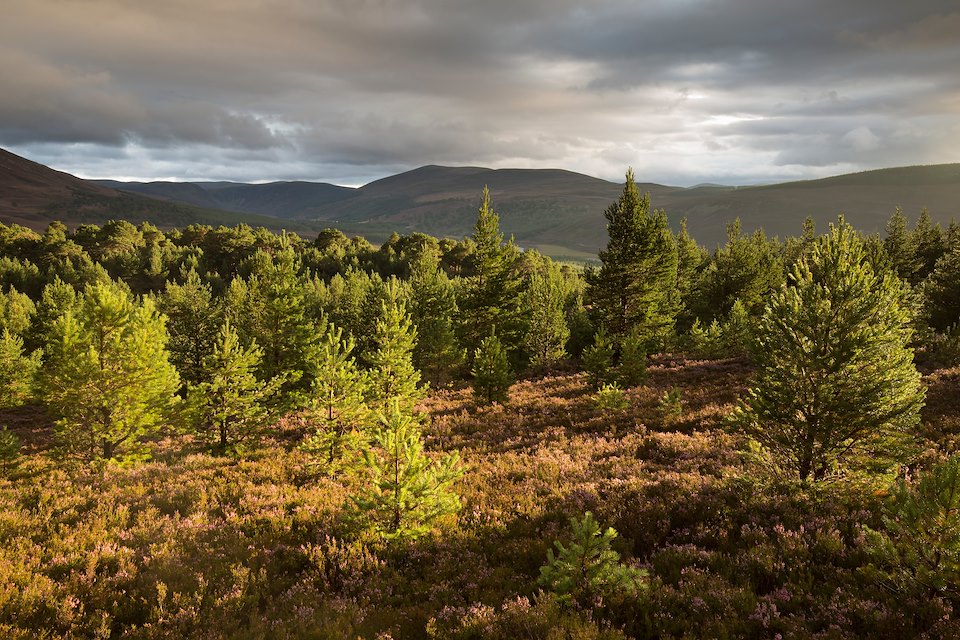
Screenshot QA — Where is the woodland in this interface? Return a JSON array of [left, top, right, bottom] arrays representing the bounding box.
[[1, 171, 960, 638]]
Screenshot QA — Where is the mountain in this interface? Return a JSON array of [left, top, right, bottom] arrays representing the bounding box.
[[5, 147, 960, 256], [304, 165, 664, 258], [652, 164, 960, 249], [94, 179, 358, 218], [299, 163, 960, 255], [0, 148, 323, 233]]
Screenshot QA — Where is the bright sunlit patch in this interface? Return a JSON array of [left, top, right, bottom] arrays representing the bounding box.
[[701, 113, 766, 126]]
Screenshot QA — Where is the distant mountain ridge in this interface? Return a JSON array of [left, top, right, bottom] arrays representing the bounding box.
[[3, 147, 960, 256]]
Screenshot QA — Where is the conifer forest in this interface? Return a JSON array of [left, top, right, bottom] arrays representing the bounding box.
[[3, 173, 960, 639]]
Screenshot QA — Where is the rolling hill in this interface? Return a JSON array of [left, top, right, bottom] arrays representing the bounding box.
[[5, 147, 960, 255], [0, 149, 323, 234]]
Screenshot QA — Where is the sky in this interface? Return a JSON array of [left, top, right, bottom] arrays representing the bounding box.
[[1, 1, 959, 187]]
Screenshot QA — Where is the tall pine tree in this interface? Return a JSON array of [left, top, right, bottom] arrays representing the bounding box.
[[459, 187, 525, 361], [585, 169, 678, 351], [408, 247, 462, 387], [365, 299, 422, 413], [523, 264, 570, 370]]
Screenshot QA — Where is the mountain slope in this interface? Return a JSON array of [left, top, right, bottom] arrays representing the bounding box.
[[6, 147, 960, 255], [95, 179, 359, 219], [0, 149, 322, 233]]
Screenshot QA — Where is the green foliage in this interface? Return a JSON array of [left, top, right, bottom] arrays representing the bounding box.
[[409, 246, 463, 387], [159, 268, 221, 386], [586, 169, 678, 347], [187, 320, 282, 452], [923, 244, 960, 332], [582, 328, 615, 389], [0, 287, 35, 336], [912, 208, 946, 283], [22, 277, 78, 353], [472, 332, 512, 405], [674, 217, 708, 332], [659, 387, 683, 424], [683, 299, 753, 359], [735, 218, 925, 482], [239, 246, 319, 401], [593, 383, 628, 412], [524, 264, 570, 370], [303, 323, 370, 473], [348, 401, 463, 541], [459, 187, 525, 360], [616, 328, 646, 387], [884, 207, 921, 282], [691, 219, 784, 325], [870, 456, 960, 595], [39, 281, 180, 462], [0, 427, 19, 473], [365, 299, 422, 413], [538, 512, 647, 610], [0, 329, 40, 409]]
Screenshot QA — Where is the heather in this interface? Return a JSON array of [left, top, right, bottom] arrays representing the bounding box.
[[0, 357, 957, 638], [1, 177, 960, 637]]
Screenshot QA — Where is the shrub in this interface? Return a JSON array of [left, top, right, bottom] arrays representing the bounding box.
[[869, 456, 960, 596], [472, 332, 512, 405], [538, 512, 647, 610], [593, 383, 628, 412], [582, 329, 615, 389]]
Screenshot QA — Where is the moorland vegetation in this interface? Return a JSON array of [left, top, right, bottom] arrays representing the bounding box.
[[0, 171, 959, 637]]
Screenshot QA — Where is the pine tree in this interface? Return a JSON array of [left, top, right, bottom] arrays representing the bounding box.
[[924, 244, 960, 333], [241, 246, 318, 400], [884, 207, 920, 282], [524, 264, 569, 370], [159, 268, 220, 386], [735, 218, 924, 482], [188, 320, 282, 451], [582, 328, 615, 389], [348, 400, 462, 540], [538, 512, 647, 609], [875, 455, 960, 595], [0, 287, 35, 336], [459, 187, 525, 360], [585, 168, 678, 348], [616, 327, 646, 387], [691, 219, 784, 325], [408, 247, 462, 387], [303, 322, 370, 471], [365, 299, 422, 413], [472, 332, 512, 404], [0, 329, 40, 411], [912, 208, 947, 284], [23, 278, 78, 353], [674, 218, 707, 333], [39, 282, 180, 462]]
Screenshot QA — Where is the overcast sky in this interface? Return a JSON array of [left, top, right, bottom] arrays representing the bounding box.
[[1, 1, 958, 186]]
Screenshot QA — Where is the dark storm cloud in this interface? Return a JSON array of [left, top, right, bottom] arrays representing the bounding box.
[[1, 0, 958, 185]]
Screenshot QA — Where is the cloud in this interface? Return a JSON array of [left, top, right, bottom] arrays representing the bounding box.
[[1, 0, 959, 185]]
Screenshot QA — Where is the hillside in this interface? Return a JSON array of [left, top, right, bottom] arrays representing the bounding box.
[[6, 147, 960, 254], [97, 162, 960, 255], [0, 149, 321, 233], [95, 179, 359, 219]]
